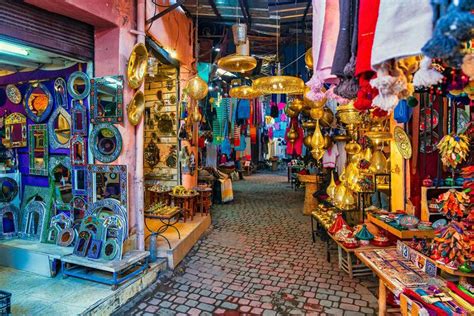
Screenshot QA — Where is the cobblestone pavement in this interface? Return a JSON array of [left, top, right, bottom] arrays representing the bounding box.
[[116, 172, 378, 316]]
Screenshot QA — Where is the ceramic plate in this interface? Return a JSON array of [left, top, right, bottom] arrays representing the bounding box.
[[432, 218, 447, 230], [399, 215, 420, 229], [457, 109, 469, 134], [420, 131, 439, 154], [6, 84, 21, 104], [394, 126, 412, 159]]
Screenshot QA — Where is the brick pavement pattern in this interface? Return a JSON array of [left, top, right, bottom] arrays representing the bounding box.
[[116, 172, 378, 316]]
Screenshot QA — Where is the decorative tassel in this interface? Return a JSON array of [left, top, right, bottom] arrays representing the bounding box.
[[306, 89, 326, 102], [413, 57, 444, 88], [306, 74, 323, 90], [370, 64, 404, 112], [422, 33, 459, 59], [354, 73, 377, 111], [334, 77, 359, 99], [326, 85, 350, 104]]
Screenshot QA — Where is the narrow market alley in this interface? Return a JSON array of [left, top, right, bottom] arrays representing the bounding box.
[[116, 173, 378, 316]]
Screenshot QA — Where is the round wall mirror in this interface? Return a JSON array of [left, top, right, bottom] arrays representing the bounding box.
[[90, 124, 122, 163], [67, 71, 90, 100], [0, 177, 19, 203], [24, 83, 53, 122]]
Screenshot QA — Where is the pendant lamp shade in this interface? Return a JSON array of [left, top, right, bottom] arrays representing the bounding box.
[[229, 85, 261, 99], [218, 54, 257, 73], [254, 75, 305, 95]]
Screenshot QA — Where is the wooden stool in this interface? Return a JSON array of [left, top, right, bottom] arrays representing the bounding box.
[[196, 188, 212, 216], [169, 193, 198, 221]]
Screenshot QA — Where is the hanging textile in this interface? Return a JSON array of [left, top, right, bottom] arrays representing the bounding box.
[[371, 0, 433, 67], [285, 125, 304, 156], [236, 99, 251, 120], [355, 0, 380, 76], [331, 0, 358, 76], [310, 0, 340, 85], [206, 143, 218, 168]]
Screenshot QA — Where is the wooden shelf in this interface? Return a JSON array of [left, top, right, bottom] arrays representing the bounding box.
[[367, 213, 435, 239]]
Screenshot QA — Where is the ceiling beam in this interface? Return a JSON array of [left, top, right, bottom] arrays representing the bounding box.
[[238, 0, 251, 27], [301, 0, 312, 24], [208, 0, 222, 19]]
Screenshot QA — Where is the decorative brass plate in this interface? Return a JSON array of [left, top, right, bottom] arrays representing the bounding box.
[[393, 126, 412, 159], [127, 43, 148, 89], [127, 90, 145, 126]]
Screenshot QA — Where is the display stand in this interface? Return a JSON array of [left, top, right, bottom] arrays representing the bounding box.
[[170, 193, 199, 221], [298, 174, 319, 215], [367, 213, 435, 239], [144, 209, 182, 249], [195, 187, 212, 216], [61, 251, 149, 290]]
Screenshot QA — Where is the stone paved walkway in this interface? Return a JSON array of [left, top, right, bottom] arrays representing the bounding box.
[[116, 172, 378, 316]]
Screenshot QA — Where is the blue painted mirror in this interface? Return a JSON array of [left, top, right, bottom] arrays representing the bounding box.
[[48, 107, 71, 149], [71, 100, 87, 135], [90, 75, 124, 124], [54, 77, 68, 109], [49, 156, 72, 211], [28, 124, 49, 176], [24, 83, 53, 123], [67, 71, 90, 100], [72, 167, 87, 195], [90, 123, 122, 163]]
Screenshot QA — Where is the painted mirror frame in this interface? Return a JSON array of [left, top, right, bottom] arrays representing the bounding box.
[[87, 164, 127, 209], [28, 124, 49, 176], [71, 195, 87, 224], [24, 83, 54, 123], [20, 200, 49, 242], [48, 107, 72, 149], [46, 213, 73, 244], [87, 198, 128, 239], [49, 156, 73, 210], [67, 71, 90, 100], [70, 135, 87, 166], [72, 167, 88, 195], [0, 204, 20, 239], [90, 75, 124, 124], [3, 113, 27, 148], [90, 123, 122, 163], [54, 77, 68, 109], [71, 100, 88, 136]]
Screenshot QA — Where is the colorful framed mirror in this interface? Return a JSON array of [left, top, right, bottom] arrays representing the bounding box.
[[3, 113, 27, 148], [48, 107, 71, 149], [54, 77, 68, 109], [101, 214, 126, 261], [71, 195, 87, 225], [20, 200, 49, 242], [70, 135, 87, 166], [90, 123, 122, 163], [71, 100, 87, 136], [88, 198, 128, 239], [0, 204, 19, 239], [72, 167, 87, 195], [46, 213, 72, 244], [28, 124, 48, 176], [87, 164, 127, 209], [24, 83, 53, 123], [67, 71, 90, 100], [90, 75, 124, 124], [49, 156, 72, 210]]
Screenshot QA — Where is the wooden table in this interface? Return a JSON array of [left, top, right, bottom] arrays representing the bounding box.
[[368, 213, 435, 239], [195, 187, 212, 216], [146, 189, 171, 207], [170, 193, 199, 221]]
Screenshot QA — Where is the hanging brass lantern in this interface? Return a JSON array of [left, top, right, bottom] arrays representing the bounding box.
[[303, 134, 313, 148], [127, 43, 148, 89], [305, 48, 313, 68], [370, 150, 388, 174], [186, 76, 208, 100], [310, 107, 324, 120], [340, 187, 356, 210], [229, 85, 261, 99], [254, 74, 305, 95], [334, 184, 347, 208], [310, 120, 325, 160], [303, 85, 327, 109], [345, 141, 361, 155], [287, 126, 298, 143], [326, 171, 337, 201], [320, 107, 335, 127], [192, 105, 202, 123], [289, 98, 304, 112], [218, 54, 257, 73]]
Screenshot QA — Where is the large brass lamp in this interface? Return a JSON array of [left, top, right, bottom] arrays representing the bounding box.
[[186, 76, 208, 100], [229, 85, 261, 99], [218, 54, 257, 73], [254, 72, 305, 95]]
